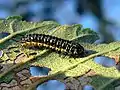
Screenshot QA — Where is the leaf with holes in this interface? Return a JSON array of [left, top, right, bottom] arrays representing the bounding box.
[[0, 16, 120, 90]]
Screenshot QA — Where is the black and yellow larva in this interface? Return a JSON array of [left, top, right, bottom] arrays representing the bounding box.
[[20, 34, 85, 58]]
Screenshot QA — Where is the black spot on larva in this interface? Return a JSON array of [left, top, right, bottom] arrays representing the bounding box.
[[20, 34, 85, 58]]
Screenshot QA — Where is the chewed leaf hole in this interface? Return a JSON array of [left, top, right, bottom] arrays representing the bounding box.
[[94, 56, 116, 67], [0, 50, 3, 58], [36, 80, 65, 90], [30, 66, 51, 76], [83, 85, 95, 90], [0, 32, 10, 39]]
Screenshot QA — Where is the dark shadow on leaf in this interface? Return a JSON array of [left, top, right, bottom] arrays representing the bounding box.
[[0, 32, 10, 39], [84, 50, 97, 57]]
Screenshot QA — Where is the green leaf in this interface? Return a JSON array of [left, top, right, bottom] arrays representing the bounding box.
[[75, 28, 99, 43], [0, 16, 119, 90], [6, 16, 23, 20]]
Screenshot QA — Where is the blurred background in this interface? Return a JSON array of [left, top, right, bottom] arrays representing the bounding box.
[[0, 0, 120, 43], [0, 0, 120, 90]]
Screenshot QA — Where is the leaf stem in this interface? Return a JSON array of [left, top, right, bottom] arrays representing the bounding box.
[[0, 25, 46, 44]]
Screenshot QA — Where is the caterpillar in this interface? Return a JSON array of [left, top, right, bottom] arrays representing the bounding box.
[[20, 34, 85, 58]]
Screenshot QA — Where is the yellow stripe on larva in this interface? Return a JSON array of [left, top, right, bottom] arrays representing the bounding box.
[[22, 42, 66, 53], [43, 44, 49, 47], [61, 48, 66, 52]]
